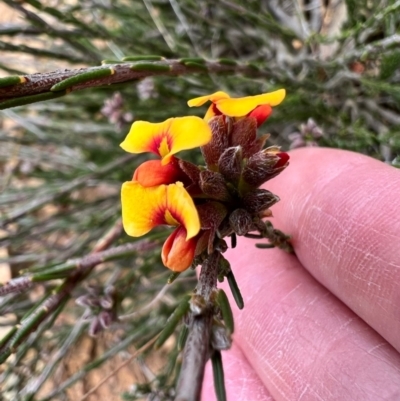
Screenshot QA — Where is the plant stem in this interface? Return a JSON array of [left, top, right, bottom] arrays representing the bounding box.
[[175, 251, 220, 401], [0, 59, 278, 108]]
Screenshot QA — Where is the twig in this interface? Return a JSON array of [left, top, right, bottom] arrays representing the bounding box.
[[0, 240, 159, 362], [175, 251, 220, 401], [38, 320, 161, 401], [0, 276, 32, 296], [20, 317, 87, 398], [2, 0, 101, 62], [29, 239, 159, 282], [77, 334, 159, 401], [0, 58, 277, 109], [0, 154, 133, 227], [91, 219, 123, 253]]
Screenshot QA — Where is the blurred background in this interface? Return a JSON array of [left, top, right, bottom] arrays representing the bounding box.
[[0, 1, 399, 400]]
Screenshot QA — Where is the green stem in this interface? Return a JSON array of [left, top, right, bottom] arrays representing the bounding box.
[[0, 58, 280, 109]]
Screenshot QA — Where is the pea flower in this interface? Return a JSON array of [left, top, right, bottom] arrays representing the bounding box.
[[120, 116, 212, 165], [122, 181, 201, 271], [120, 116, 212, 272], [121, 91, 290, 272], [187, 89, 286, 126]]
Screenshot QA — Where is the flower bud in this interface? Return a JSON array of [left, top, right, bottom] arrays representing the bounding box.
[[99, 295, 113, 310], [178, 159, 203, 196], [241, 189, 280, 214], [241, 149, 289, 188], [197, 201, 228, 253], [218, 146, 242, 184], [194, 229, 212, 256], [197, 201, 228, 230], [161, 226, 198, 272], [229, 208, 254, 236], [199, 170, 231, 201], [229, 117, 270, 158], [98, 310, 113, 329], [75, 295, 92, 308], [201, 116, 228, 168]]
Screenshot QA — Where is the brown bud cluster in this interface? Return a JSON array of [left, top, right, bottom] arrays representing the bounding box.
[[177, 115, 289, 260]]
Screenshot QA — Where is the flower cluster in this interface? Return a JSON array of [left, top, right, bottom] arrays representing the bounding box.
[[121, 90, 289, 272]]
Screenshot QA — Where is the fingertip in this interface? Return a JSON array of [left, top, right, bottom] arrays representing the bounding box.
[[262, 147, 400, 350]]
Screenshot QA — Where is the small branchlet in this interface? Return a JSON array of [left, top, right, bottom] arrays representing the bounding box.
[[0, 239, 158, 363], [0, 58, 278, 110], [254, 220, 293, 253]]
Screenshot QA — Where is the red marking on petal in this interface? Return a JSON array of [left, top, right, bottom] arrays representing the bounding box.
[[247, 104, 272, 127], [154, 207, 168, 225], [167, 203, 183, 226], [212, 103, 223, 116], [150, 133, 164, 155]]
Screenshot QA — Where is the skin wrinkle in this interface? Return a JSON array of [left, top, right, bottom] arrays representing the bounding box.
[[244, 341, 292, 401], [235, 236, 399, 399], [305, 203, 400, 332], [266, 148, 400, 352], [234, 260, 355, 399]]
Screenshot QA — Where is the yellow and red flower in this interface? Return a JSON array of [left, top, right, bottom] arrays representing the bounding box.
[[121, 181, 200, 272], [120, 116, 212, 165], [120, 116, 212, 272], [187, 89, 286, 126], [120, 90, 289, 271]]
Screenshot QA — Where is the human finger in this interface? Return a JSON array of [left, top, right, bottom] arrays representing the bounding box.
[[221, 242, 400, 401], [265, 147, 400, 351]]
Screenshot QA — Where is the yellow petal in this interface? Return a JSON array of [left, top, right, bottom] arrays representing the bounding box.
[[121, 181, 200, 238], [120, 117, 212, 164], [121, 181, 167, 237], [215, 89, 286, 117], [166, 182, 200, 238], [187, 91, 230, 107]]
